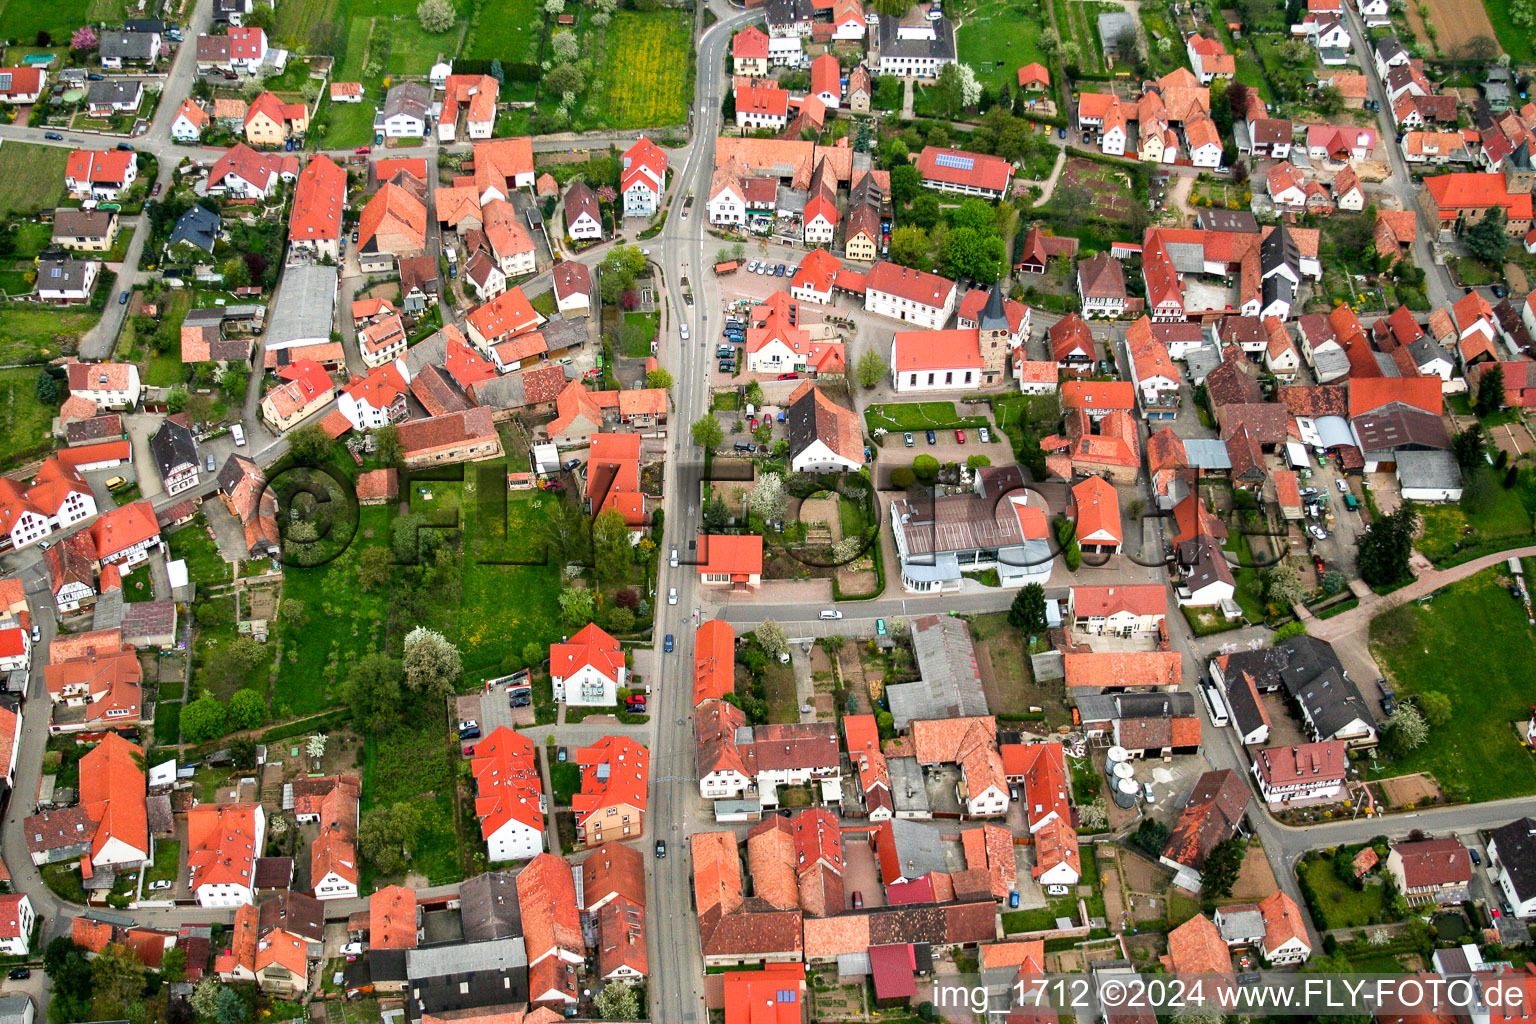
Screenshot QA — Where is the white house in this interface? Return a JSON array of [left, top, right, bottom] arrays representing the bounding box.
[[890, 329, 983, 393], [35, 260, 98, 304], [549, 623, 626, 707], [226, 25, 267, 73], [1356, 0, 1391, 26], [552, 261, 592, 316], [1250, 739, 1347, 806], [1067, 584, 1167, 637], [1488, 817, 1536, 919], [564, 181, 602, 242], [336, 359, 410, 431], [380, 82, 430, 138], [188, 803, 267, 908], [170, 99, 210, 143], [0, 895, 35, 958], [67, 362, 141, 411], [0, 629, 27, 673], [620, 137, 667, 220], [472, 728, 547, 863], [786, 382, 863, 473], [1258, 892, 1311, 964], [865, 261, 957, 331]]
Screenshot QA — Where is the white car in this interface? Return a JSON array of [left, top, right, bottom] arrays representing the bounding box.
[[1308, 524, 1329, 541], [340, 943, 363, 957], [1336, 478, 1349, 493], [668, 587, 678, 605], [680, 323, 690, 340], [669, 547, 679, 568], [149, 880, 173, 891]]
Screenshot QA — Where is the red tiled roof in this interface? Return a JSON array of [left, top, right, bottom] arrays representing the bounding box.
[[915, 146, 1012, 192], [572, 736, 649, 824], [289, 154, 346, 243], [369, 885, 418, 949], [1063, 651, 1181, 689]]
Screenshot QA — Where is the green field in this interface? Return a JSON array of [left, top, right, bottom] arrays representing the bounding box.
[[0, 142, 69, 216], [1368, 566, 1536, 802], [1298, 857, 1390, 930], [1415, 465, 1536, 565], [166, 515, 230, 585], [864, 401, 991, 433], [0, 308, 100, 366], [277, 0, 471, 82], [1484, 0, 1536, 65], [588, 10, 693, 130], [362, 716, 464, 887], [0, 367, 56, 465], [464, 0, 543, 62], [956, 0, 1052, 93], [0, 0, 91, 46], [317, 94, 380, 149]]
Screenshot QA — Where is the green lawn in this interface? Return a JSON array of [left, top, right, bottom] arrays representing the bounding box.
[[0, 367, 58, 466], [1484, 0, 1536, 65], [0, 0, 90, 52], [120, 565, 155, 603], [1367, 567, 1536, 802], [154, 700, 181, 746], [144, 840, 180, 886], [166, 516, 230, 585], [549, 756, 580, 807], [1415, 465, 1536, 565], [362, 716, 464, 887], [1222, 532, 1269, 621], [0, 142, 68, 216], [0, 308, 100, 365], [465, 0, 543, 61], [318, 94, 379, 149], [587, 10, 693, 130], [864, 402, 991, 433], [1298, 857, 1388, 930], [955, 0, 1051, 93]]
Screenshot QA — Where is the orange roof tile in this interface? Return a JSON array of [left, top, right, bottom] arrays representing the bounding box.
[[1163, 913, 1232, 974], [1063, 650, 1182, 689], [369, 885, 418, 949], [694, 619, 736, 705], [572, 736, 649, 825]]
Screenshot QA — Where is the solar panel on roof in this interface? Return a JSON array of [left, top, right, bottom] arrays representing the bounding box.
[[933, 152, 974, 170]]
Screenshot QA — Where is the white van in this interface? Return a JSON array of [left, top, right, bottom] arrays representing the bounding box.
[[231, 423, 245, 446], [1201, 681, 1230, 727]]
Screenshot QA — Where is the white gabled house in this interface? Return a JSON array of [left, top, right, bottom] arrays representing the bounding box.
[[549, 623, 626, 707]]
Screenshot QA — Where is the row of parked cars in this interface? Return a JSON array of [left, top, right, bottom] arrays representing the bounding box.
[[746, 260, 790, 277], [901, 426, 990, 447]]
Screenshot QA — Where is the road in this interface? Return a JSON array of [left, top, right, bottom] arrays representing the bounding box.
[[641, 3, 759, 1020]]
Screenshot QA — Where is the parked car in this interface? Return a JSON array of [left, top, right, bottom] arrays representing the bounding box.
[[1471, 848, 1483, 866], [1336, 478, 1349, 493], [7, 969, 29, 980], [876, 619, 887, 635], [31, 625, 40, 643], [205, 453, 216, 473], [149, 880, 172, 891], [1143, 782, 1156, 803], [1308, 524, 1328, 541], [118, 291, 130, 304], [510, 696, 530, 708], [680, 323, 690, 340], [557, 746, 568, 762], [667, 587, 678, 605], [563, 458, 582, 471], [903, 432, 915, 447], [655, 840, 666, 858], [664, 633, 674, 652], [1380, 695, 1396, 715], [925, 429, 936, 445], [627, 697, 646, 712], [955, 429, 966, 444], [777, 372, 798, 380], [670, 547, 679, 567], [116, 142, 133, 151], [458, 725, 480, 740], [718, 360, 736, 373], [1300, 487, 1318, 497], [979, 426, 990, 443], [733, 441, 756, 453], [354, 145, 371, 154], [87, 73, 104, 81], [818, 609, 843, 620], [44, 131, 63, 140], [151, 182, 162, 196]]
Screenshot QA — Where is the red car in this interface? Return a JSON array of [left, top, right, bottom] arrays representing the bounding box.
[[354, 145, 371, 154], [151, 182, 161, 196], [955, 429, 966, 444], [777, 372, 799, 380]]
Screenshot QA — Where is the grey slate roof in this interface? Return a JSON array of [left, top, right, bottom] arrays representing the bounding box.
[[458, 870, 522, 943], [1395, 450, 1463, 491], [384, 82, 431, 124], [877, 14, 957, 61], [170, 204, 221, 253], [87, 79, 143, 106], [1488, 817, 1536, 905], [36, 259, 94, 294], [150, 417, 197, 476], [1075, 691, 1196, 723], [100, 29, 160, 60], [887, 614, 988, 728]]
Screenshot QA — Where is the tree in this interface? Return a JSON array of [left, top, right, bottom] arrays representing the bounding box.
[[592, 508, 633, 586], [595, 983, 641, 1020], [180, 690, 227, 743], [756, 619, 789, 661], [890, 467, 915, 488], [214, 987, 249, 1024], [227, 688, 266, 731], [966, 454, 990, 469], [889, 163, 921, 205], [1386, 702, 1429, 753], [872, 0, 912, 17], [359, 802, 426, 874], [71, 24, 98, 50], [888, 225, 931, 270], [541, 498, 592, 567], [941, 227, 1007, 283], [1452, 423, 1486, 468], [522, 640, 545, 668], [559, 586, 597, 629], [1475, 363, 1506, 418], [417, 0, 456, 32], [748, 472, 787, 521], [1202, 838, 1244, 897], [1417, 690, 1451, 727], [358, 546, 396, 591], [188, 977, 221, 1020], [373, 424, 404, 467], [402, 626, 462, 700], [1130, 817, 1169, 857], [645, 368, 673, 390], [489, 58, 505, 84], [91, 943, 147, 1011], [344, 653, 404, 734], [692, 415, 724, 450], [1464, 209, 1509, 262], [702, 495, 731, 531], [550, 29, 579, 61], [287, 424, 335, 465], [1356, 503, 1419, 587], [34, 369, 59, 404], [912, 454, 939, 484], [544, 62, 584, 97], [856, 349, 888, 389], [1321, 570, 1347, 595], [1262, 561, 1307, 608], [1008, 583, 1047, 633], [44, 937, 94, 1024]]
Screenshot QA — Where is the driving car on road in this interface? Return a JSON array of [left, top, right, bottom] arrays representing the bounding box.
[[664, 634, 674, 652]]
